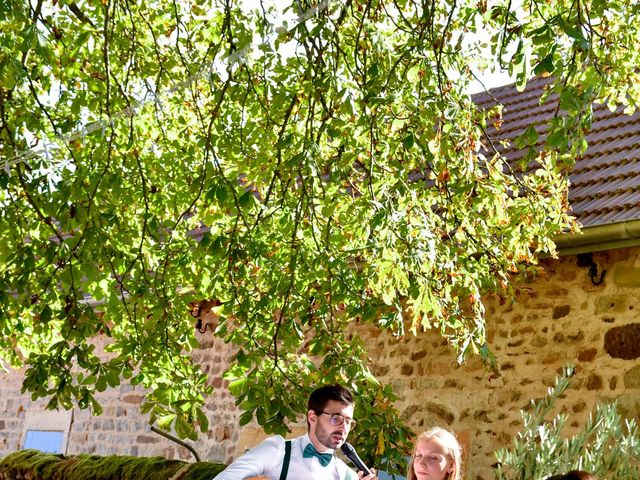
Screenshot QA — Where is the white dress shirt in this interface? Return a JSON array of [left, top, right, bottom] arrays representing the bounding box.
[[213, 433, 358, 479]]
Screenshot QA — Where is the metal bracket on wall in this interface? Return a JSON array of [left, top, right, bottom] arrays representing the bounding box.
[[576, 252, 606, 286]]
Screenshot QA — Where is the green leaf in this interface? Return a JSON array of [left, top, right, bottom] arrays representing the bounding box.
[[533, 54, 554, 76], [239, 408, 255, 426], [157, 414, 177, 429], [545, 128, 566, 149], [95, 376, 107, 392], [238, 190, 254, 209], [518, 125, 539, 148], [228, 378, 247, 396], [403, 133, 415, 149], [40, 305, 52, 324], [196, 408, 209, 432]]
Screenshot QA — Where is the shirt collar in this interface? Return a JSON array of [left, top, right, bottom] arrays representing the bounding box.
[[302, 432, 335, 455]]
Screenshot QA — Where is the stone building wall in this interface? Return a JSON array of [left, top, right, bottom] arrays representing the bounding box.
[[359, 246, 640, 479], [1, 246, 640, 480], [0, 335, 240, 463]]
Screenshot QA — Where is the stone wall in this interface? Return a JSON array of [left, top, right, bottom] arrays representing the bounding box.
[[1, 246, 640, 480], [0, 335, 240, 464], [362, 245, 640, 480]]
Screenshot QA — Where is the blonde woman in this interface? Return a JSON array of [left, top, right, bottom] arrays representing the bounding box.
[[407, 428, 462, 480]]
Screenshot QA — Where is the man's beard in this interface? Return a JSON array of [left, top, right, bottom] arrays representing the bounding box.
[[315, 422, 346, 449]]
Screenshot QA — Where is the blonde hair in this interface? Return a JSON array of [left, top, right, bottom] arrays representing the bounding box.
[[407, 428, 463, 480]]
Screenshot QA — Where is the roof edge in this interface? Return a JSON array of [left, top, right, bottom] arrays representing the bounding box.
[[554, 219, 640, 256]]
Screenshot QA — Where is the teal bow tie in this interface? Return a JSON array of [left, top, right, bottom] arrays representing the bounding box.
[[303, 443, 333, 467]]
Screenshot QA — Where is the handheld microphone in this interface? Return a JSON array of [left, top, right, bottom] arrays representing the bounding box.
[[340, 442, 372, 476]]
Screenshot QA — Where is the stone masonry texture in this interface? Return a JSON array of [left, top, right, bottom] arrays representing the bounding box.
[[1, 246, 640, 480]]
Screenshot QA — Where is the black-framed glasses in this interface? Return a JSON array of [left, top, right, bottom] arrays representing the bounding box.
[[318, 411, 356, 428]]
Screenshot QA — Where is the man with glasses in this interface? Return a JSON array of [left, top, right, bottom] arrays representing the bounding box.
[[213, 384, 377, 479]]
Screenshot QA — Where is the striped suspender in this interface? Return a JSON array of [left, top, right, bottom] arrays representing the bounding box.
[[278, 440, 292, 480]]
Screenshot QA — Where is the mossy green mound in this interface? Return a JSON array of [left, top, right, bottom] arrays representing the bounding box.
[[0, 450, 226, 480]]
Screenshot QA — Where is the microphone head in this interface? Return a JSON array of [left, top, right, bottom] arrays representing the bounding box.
[[339, 442, 371, 476], [340, 442, 355, 455]]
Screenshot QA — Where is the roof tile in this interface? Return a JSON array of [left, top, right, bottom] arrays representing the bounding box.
[[476, 78, 640, 228], [571, 163, 640, 186]]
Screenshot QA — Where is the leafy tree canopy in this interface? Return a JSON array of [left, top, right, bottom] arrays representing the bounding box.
[[1, 0, 639, 470]]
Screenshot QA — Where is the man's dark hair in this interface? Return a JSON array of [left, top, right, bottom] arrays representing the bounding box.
[[307, 384, 353, 413]]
